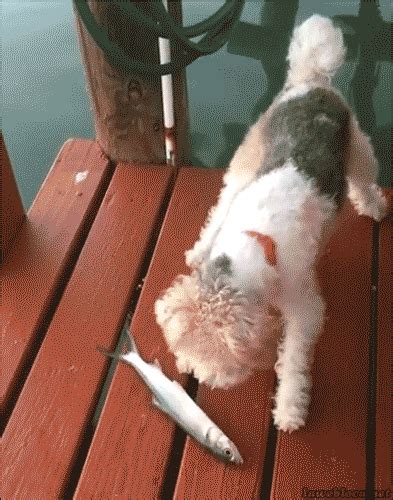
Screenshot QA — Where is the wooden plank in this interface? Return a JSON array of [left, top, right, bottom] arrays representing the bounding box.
[[2, 164, 174, 498], [375, 191, 392, 492], [75, 168, 225, 499], [1, 139, 111, 415], [271, 204, 373, 498], [170, 214, 273, 496], [0, 132, 25, 262], [174, 373, 275, 499]]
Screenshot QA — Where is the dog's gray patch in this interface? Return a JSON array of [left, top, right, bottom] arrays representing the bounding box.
[[260, 88, 350, 205], [199, 254, 233, 291], [213, 254, 232, 275]]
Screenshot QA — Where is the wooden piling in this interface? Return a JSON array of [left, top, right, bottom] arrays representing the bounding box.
[[74, 1, 189, 165], [0, 132, 25, 263]]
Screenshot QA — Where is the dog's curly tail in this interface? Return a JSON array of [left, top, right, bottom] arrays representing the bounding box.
[[286, 14, 346, 86]]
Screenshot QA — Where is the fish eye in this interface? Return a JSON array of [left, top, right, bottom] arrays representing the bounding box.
[[224, 448, 232, 457]]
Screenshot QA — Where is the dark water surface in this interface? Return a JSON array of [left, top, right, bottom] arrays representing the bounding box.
[[2, 1, 392, 209]]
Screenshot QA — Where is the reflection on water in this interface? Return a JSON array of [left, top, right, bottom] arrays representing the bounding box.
[[2, 1, 392, 208], [342, 1, 392, 187], [185, 0, 392, 187], [228, 0, 299, 119], [213, 0, 299, 167], [2, 2, 94, 209]]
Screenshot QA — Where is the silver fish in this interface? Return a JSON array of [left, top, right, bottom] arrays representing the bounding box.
[[98, 334, 243, 465]]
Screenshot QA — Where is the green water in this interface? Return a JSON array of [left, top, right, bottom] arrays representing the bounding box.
[[2, 1, 392, 209]]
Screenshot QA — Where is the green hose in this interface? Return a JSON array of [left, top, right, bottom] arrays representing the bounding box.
[[73, 0, 245, 75]]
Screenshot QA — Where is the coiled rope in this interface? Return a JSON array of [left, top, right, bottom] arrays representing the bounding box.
[[73, 0, 245, 75]]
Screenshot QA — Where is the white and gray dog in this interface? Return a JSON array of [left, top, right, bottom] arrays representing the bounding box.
[[155, 15, 388, 432]]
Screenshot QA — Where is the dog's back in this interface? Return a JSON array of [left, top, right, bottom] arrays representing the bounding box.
[[261, 88, 350, 206], [254, 15, 350, 206]]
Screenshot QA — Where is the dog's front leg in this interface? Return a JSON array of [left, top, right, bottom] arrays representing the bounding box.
[[273, 288, 325, 432]]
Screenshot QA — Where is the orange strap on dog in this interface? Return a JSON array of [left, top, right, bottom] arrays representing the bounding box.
[[244, 230, 277, 266]]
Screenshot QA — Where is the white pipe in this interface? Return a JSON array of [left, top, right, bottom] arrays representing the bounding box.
[[158, 0, 176, 166]]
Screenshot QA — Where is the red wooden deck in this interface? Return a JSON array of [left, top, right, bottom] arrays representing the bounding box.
[[1, 138, 391, 499]]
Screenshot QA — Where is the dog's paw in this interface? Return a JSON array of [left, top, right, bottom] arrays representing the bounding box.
[[184, 248, 202, 269], [175, 357, 192, 375], [351, 184, 388, 222], [272, 406, 307, 433], [362, 190, 387, 221], [273, 378, 311, 432], [370, 189, 389, 222]]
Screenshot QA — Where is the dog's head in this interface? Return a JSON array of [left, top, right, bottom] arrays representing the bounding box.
[[155, 265, 280, 388]]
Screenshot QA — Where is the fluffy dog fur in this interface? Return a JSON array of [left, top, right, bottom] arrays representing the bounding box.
[[155, 15, 388, 432]]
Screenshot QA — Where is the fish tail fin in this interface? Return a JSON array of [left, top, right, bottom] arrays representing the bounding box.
[[97, 346, 137, 366], [122, 313, 140, 355], [97, 314, 141, 363], [126, 332, 139, 355], [97, 346, 122, 361]]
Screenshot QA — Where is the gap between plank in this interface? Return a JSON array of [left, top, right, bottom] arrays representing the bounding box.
[[160, 375, 199, 500], [259, 387, 278, 499], [365, 221, 380, 500], [1, 161, 116, 436], [64, 167, 179, 498]]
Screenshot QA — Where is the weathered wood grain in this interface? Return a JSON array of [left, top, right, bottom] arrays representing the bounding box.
[[376, 192, 392, 492], [74, 1, 166, 164], [271, 204, 374, 498], [2, 164, 174, 498], [1, 139, 111, 416], [0, 132, 25, 263], [174, 372, 275, 499], [74, 168, 224, 498]]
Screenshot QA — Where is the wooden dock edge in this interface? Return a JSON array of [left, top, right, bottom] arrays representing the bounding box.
[[1, 139, 113, 426], [1, 132, 25, 263]]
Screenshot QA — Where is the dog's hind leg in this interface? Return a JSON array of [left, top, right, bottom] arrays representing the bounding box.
[[345, 117, 387, 221], [273, 281, 325, 432]]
